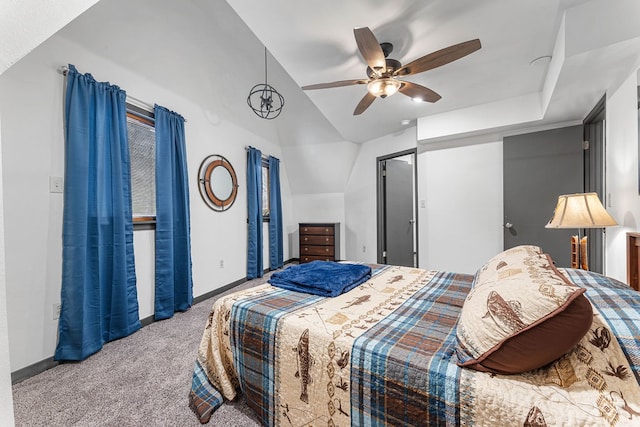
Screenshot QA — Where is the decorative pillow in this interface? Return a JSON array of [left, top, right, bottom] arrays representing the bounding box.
[[472, 245, 543, 289], [456, 247, 593, 374]]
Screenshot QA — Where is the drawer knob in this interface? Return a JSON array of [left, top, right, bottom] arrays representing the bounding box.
[[304, 237, 308, 241], [325, 228, 329, 232], [326, 248, 329, 252], [325, 237, 329, 242], [303, 228, 308, 232]]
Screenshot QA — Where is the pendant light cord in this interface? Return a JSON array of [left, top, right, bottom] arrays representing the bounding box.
[[264, 48, 268, 85]]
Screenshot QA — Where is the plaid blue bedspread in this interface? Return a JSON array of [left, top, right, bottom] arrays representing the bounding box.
[[350, 271, 471, 426], [191, 267, 640, 425], [562, 268, 640, 384], [229, 269, 472, 426], [230, 287, 323, 422]]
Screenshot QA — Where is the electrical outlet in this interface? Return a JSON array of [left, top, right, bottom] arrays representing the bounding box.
[[420, 199, 426, 208], [362, 245, 366, 253], [219, 259, 224, 268], [52, 303, 61, 320], [50, 176, 63, 193]]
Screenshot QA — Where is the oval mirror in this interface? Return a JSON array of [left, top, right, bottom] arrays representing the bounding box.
[[210, 165, 233, 200], [197, 155, 238, 212]]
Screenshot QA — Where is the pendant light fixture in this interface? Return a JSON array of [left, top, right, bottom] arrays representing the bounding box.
[[247, 48, 285, 119]]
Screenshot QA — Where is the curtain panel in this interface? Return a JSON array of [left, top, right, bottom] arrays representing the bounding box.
[[246, 147, 263, 278], [269, 156, 284, 270], [55, 64, 140, 361], [154, 105, 193, 320]]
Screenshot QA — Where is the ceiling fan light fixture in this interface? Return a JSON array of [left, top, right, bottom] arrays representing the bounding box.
[[302, 28, 480, 115], [367, 78, 401, 98]]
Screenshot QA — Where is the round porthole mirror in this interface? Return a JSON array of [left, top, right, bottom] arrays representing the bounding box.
[[197, 154, 238, 212]]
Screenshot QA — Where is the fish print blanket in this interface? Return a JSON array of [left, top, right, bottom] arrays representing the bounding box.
[[190, 266, 640, 426]]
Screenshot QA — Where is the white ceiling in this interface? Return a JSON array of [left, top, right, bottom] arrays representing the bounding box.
[[0, 0, 99, 74], [3, 0, 640, 146], [227, 0, 640, 143]]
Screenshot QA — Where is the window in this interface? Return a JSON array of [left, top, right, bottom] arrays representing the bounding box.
[[262, 159, 270, 220], [127, 103, 156, 223]]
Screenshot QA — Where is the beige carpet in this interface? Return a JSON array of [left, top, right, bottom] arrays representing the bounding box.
[[11, 277, 270, 426]]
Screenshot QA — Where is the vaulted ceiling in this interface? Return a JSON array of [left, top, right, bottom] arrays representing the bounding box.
[[227, 0, 640, 143], [3, 0, 640, 146]]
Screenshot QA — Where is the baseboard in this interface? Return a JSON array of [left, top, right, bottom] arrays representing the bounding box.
[[193, 277, 247, 305], [11, 258, 297, 385], [11, 357, 59, 385]]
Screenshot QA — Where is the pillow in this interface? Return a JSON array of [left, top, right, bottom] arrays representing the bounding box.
[[472, 245, 543, 289], [456, 248, 593, 374]]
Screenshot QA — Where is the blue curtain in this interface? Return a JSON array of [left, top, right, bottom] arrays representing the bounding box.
[[55, 64, 140, 361], [247, 147, 263, 279], [154, 105, 193, 320], [269, 156, 284, 270]]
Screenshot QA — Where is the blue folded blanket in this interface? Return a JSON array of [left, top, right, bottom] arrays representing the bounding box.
[[268, 261, 372, 297]]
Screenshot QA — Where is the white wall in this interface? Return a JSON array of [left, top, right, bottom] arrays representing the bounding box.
[[343, 127, 503, 273], [0, 34, 293, 372], [291, 193, 346, 258], [282, 140, 359, 259], [605, 69, 640, 281], [418, 141, 504, 274], [0, 112, 15, 426], [344, 127, 417, 263], [282, 141, 358, 195]]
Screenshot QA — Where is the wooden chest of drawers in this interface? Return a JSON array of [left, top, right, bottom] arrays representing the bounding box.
[[299, 223, 340, 263]]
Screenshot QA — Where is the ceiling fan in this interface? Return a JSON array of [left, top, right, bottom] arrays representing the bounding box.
[[302, 27, 481, 115]]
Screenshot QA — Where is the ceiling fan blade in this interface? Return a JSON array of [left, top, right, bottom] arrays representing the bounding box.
[[353, 92, 376, 115], [354, 27, 386, 74], [395, 39, 481, 77], [399, 81, 441, 103], [302, 79, 369, 90]]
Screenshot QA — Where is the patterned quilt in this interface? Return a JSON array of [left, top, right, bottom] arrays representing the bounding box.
[[189, 265, 640, 426]]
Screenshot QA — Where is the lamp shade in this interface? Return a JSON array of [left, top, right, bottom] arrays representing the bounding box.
[[545, 192, 618, 229]]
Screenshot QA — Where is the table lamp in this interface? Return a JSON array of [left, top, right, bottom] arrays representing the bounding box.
[[545, 192, 617, 270]]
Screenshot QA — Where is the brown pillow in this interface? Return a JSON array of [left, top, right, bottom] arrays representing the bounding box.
[[456, 247, 593, 374]]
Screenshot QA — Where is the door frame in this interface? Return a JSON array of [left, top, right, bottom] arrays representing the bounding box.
[[583, 94, 607, 273], [376, 148, 418, 266]]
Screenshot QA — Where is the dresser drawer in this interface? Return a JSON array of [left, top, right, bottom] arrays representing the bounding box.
[[300, 245, 335, 256], [300, 254, 335, 263], [300, 225, 334, 236], [300, 235, 334, 246], [299, 222, 340, 263]]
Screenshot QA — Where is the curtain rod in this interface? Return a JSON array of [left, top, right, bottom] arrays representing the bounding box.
[[58, 65, 156, 114], [245, 146, 265, 154], [244, 146, 269, 159]]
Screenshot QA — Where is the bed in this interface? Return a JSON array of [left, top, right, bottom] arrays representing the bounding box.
[[189, 246, 640, 426]]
